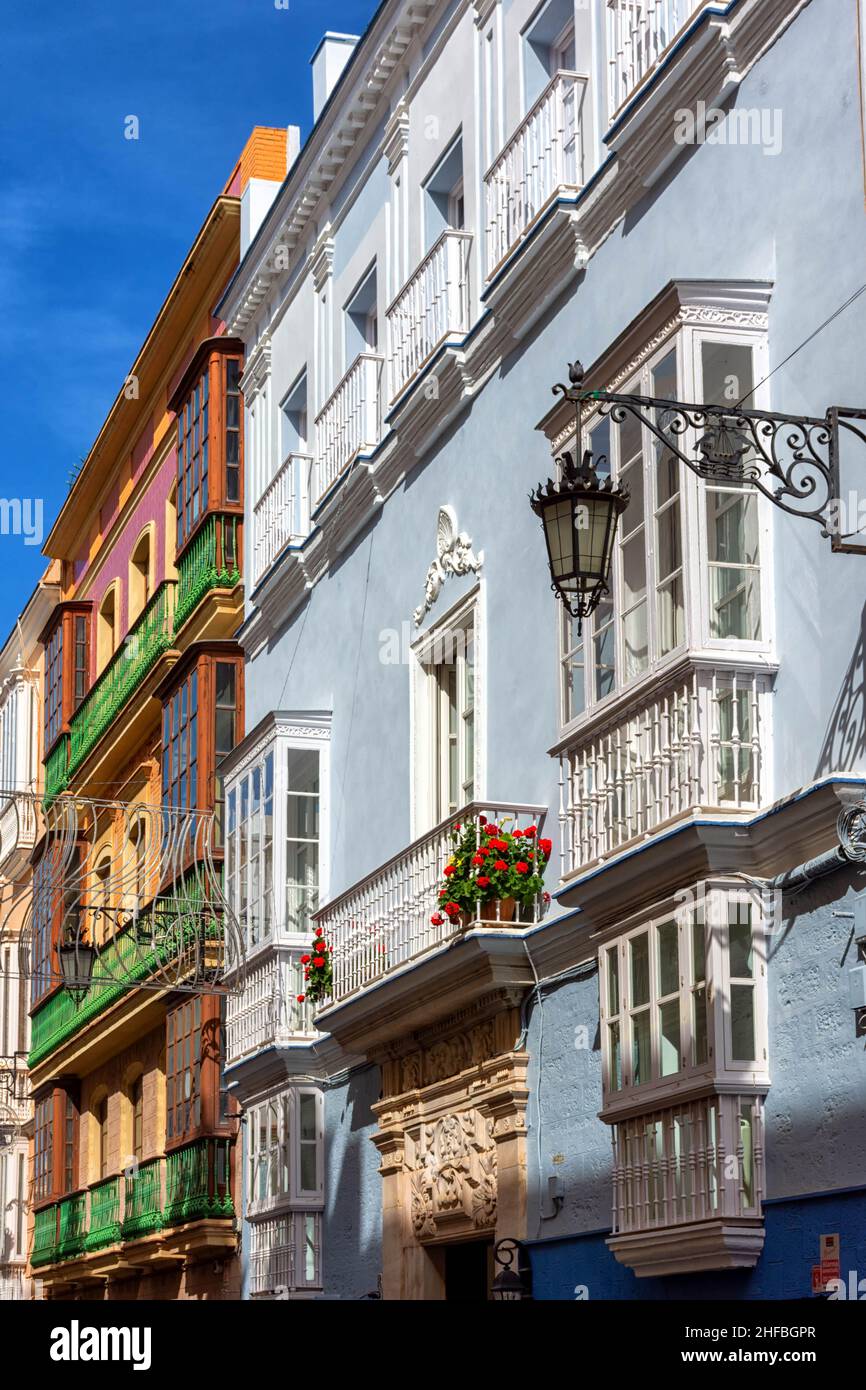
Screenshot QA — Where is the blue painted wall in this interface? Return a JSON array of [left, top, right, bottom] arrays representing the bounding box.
[[322, 1063, 383, 1298]]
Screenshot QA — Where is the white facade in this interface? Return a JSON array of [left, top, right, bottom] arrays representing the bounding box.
[[219, 0, 866, 1296]]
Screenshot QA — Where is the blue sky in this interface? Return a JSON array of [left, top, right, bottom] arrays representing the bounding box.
[[0, 0, 380, 639]]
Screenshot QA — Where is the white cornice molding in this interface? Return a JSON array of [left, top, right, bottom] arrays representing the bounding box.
[[223, 0, 437, 336], [311, 229, 336, 293], [239, 334, 272, 399], [383, 99, 410, 174], [470, 0, 499, 26], [413, 505, 484, 626]]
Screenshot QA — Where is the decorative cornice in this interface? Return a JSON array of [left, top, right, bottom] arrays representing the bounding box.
[[239, 334, 272, 399], [470, 0, 499, 26], [383, 99, 410, 174], [413, 506, 484, 626], [311, 230, 335, 293]]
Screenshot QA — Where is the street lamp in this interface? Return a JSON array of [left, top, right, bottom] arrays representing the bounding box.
[[57, 906, 96, 1004], [491, 1237, 533, 1301], [533, 360, 866, 619], [530, 362, 629, 633]]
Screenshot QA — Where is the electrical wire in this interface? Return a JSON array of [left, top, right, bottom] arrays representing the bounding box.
[[736, 281, 866, 409]]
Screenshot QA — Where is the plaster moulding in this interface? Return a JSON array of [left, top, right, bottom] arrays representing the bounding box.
[[413, 506, 484, 626], [240, 334, 272, 399]]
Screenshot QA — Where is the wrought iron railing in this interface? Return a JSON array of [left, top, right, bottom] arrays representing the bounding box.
[[122, 1158, 163, 1239], [386, 230, 472, 402], [67, 583, 176, 778], [56, 1192, 87, 1260], [31, 1205, 59, 1267], [317, 801, 548, 1005], [84, 1175, 122, 1252], [484, 70, 587, 277], [163, 1138, 234, 1225], [175, 513, 241, 632], [43, 735, 69, 805]]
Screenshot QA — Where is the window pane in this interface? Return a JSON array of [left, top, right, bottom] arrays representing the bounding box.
[[728, 913, 754, 977], [608, 1021, 622, 1091], [659, 999, 680, 1077], [631, 1010, 651, 1085], [657, 920, 678, 996], [701, 341, 754, 409], [630, 934, 649, 1007], [693, 986, 708, 1065], [299, 1093, 316, 1142], [606, 948, 619, 1016], [730, 984, 756, 1061], [692, 920, 706, 984]]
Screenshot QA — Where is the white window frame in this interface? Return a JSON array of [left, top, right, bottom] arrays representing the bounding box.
[[246, 1084, 324, 1220], [556, 321, 775, 740], [225, 715, 331, 964], [410, 584, 485, 837], [599, 882, 770, 1116]]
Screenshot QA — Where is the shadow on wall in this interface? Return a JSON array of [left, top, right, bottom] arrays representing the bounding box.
[[814, 602, 866, 778], [323, 1062, 383, 1300]]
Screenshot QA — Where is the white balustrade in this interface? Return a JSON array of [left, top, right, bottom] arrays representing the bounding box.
[[225, 949, 316, 1067], [252, 453, 313, 586], [611, 1093, 765, 1234], [559, 665, 770, 876], [484, 70, 587, 278], [314, 353, 383, 507], [0, 791, 37, 870], [249, 1214, 295, 1296], [386, 230, 472, 402], [607, 1, 708, 118], [317, 800, 547, 1005]]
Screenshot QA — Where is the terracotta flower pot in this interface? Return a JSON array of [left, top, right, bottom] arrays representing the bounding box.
[[479, 896, 516, 925]]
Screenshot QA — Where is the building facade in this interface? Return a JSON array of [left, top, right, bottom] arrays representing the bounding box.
[[0, 571, 59, 1301], [22, 131, 289, 1300], [217, 0, 866, 1300]]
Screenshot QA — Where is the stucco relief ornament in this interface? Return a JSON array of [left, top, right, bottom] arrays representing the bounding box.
[[413, 506, 483, 626], [407, 1111, 498, 1239]]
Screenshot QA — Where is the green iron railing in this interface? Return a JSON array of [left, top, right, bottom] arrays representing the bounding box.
[[174, 514, 241, 633], [67, 582, 176, 778], [163, 1138, 234, 1225], [84, 1175, 121, 1252], [29, 876, 213, 1067], [31, 1205, 59, 1267], [43, 735, 70, 806], [56, 1192, 87, 1260], [122, 1158, 163, 1240]]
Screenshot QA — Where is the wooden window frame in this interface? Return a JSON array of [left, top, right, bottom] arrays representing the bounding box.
[[169, 338, 245, 561], [165, 994, 229, 1150], [41, 602, 92, 754], [32, 1081, 79, 1209]]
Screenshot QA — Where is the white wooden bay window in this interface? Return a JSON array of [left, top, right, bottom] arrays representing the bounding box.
[[245, 1085, 324, 1297], [224, 713, 330, 954], [598, 883, 769, 1276]]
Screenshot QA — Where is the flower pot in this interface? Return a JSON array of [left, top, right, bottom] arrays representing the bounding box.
[[479, 896, 516, 925]]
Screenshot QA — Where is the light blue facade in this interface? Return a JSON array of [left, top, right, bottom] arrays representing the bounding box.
[[221, 0, 866, 1298]]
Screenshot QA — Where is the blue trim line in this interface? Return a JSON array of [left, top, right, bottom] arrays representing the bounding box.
[[604, 1, 740, 143]]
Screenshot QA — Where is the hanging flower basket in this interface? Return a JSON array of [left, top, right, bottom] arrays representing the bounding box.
[[430, 817, 553, 933], [297, 927, 332, 1006]]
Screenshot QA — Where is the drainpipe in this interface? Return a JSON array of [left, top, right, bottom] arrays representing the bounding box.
[[766, 802, 866, 893]]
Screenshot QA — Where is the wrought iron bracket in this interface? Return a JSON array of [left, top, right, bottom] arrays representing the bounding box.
[[555, 365, 866, 551]]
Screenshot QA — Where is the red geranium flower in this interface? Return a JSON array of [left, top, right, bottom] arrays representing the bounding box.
[[479, 814, 487, 825], [314, 927, 323, 937], [471, 854, 484, 866], [515, 861, 529, 874], [524, 825, 537, 838], [301, 955, 311, 965], [494, 859, 508, 871], [444, 864, 456, 877], [444, 902, 461, 918], [543, 891, 551, 904], [430, 912, 444, 925], [297, 994, 305, 1003], [313, 956, 325, 968], [477, 876, 491, 889], [513, 828, 523, 838], [304, 969, 310, 979], [539, 838, 552, 857]]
